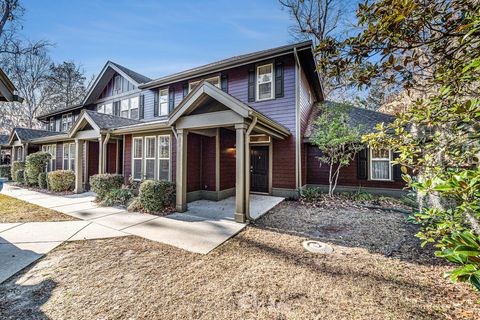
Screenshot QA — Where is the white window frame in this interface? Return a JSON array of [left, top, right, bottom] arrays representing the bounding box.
[[120, 99, 129, 118], [97, 104, 105, 113], [144, 136, 156, 180], [42, 144, 56, 172], [62, 113, 73, 132], [114, 75, 122, 93], [188, 76, 220, 92], [158, 135, 171, 181], [256, 63, 274, 101], [63, 143, 75, 171], [130, 96, 140, 120], [104, 102, 113, 115], [159, 88, 169, 116], [49, 118, 55, 131], [132, 137, 143, 181], [369, 148, 393, 181]]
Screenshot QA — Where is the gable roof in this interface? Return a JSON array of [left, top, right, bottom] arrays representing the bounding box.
[[8, 128, 63, 145], [304, 101, 396, 139], [109, 62, 152, 84]]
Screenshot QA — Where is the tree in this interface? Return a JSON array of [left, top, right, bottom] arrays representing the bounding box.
[[43, 61, 87, 113], [310, 103, 363, 196], [317, 0, 480, 291]]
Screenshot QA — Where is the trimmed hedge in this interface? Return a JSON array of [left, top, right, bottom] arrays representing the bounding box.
[[101, 188, 134, 207], [16, 169, 25, 184], [89, 174, 124, 200], [138, 180, 175, 213], [11, 161, 25, 182], [25, 152, 51, 186], [0, 165, 11, 180], [38, 172, 48, 189], [47, 170, 75, 192]]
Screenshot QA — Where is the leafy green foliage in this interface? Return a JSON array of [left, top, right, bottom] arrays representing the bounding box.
[[0, 165, 11, 180], [25, 152, 50, 186], [89, 174, 124, 200], [11, 161, 24, 182], [38, 172, 48, 189], [300, 187, 323, 202], [138, 180, 175, 214], [15, 169, 24, 184], [310, 104, 363, 195], [47, 170, 74, 192], [101, 188, 134, 207]]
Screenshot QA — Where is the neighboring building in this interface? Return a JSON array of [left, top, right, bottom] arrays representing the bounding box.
[[0, 68, 22, 103], [6, 41, 404, 222]]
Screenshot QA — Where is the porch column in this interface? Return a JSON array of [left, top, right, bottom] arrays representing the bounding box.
[[235, 123, 247, 223], [11, 146, 16, 161], [176, 129, 188, 212], [98, 136, 103, 174], [74, 139, 84, 193]]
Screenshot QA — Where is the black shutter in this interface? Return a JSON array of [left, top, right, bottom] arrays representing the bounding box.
[[153, 90, 159, 117], [221, 73, 228, 92], [183, 83, 188, 98], [139, 94, 144, 120], [168, 87, 175, 113], [392, 152, 403, 181], [275, 61, 284, 98], [114, 101, 120, 116], [248, 68, 255, 102], [357, 148, 368, 180]]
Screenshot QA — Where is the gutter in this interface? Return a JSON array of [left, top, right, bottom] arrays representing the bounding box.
[[245, 116, 257, 221], [294, 47, 302, 193], [102, 132, 111, 173]]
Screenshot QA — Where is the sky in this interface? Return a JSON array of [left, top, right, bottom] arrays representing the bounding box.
[[20, 0, 296, 80]]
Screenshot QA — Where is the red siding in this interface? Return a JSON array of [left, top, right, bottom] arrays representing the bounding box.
[[219, 129, 236, 191], [56, 142, 63, 170], [306, 144, 405, 189], [106, 142, 117, 174], [88, 142, 99, 180], [201, 136, 216, 191], [123, 134, 132, 181], [187, 133, 201, 192], [272, 137, 296, 189]]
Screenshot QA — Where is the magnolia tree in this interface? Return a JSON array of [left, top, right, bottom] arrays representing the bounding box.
[[311, 104, 363, 196], [316, 0, 480, 291]]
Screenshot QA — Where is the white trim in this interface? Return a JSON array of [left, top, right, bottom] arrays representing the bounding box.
[[369, 148, 393, 181], [62, 113, 73, 132], [158, 134, 171, 181], [144, 136, 156, 180], [41, 144, 57, 172], [256, 63, 274, 101], [159, 88, 169, 116], [132, 137, 143, 180], [188, 75, 220, 92], [63, 142, 75, 171]]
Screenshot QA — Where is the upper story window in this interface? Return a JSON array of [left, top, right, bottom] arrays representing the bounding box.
[[62, 113, 73, 132], [189, 76, 220, 92], [130, 96, 139, 119], [120, 99, 129, 118], [97, 102, 113, 115], [256, 64, 274, 101], [114, 75, 122, 94], [159, 88, 169, 116], [370, 149, 392, 181], [49, 118, 55, 132], [119, 96, 140, 119]]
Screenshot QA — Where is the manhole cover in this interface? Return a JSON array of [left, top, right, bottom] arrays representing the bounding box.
[[302, 240, 334, 254]]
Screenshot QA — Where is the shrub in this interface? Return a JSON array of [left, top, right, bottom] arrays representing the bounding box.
[[47, 170, 75, 192], [0, 165, 11, 180], [11, 161, 25, 182], [38, 172, 48, 189], [300, 187, 323, 202], [25, 152, 51, 186], [89, 174, 124, 200], [127, 197, 142, 212], [15, 169, 25, 184], [138, 180, 175, 213], [101, 188, 134, 207]]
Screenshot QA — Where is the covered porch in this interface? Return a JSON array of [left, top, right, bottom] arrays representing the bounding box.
[[169, 81, 290, 223]]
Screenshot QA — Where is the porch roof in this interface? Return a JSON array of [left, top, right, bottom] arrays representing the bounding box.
[[8, 128, 64, 145], [68, 110, 143, 138]]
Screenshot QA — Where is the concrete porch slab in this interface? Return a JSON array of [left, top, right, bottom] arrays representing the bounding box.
[[67, 223, 128, 241], [0, 221, 89, 244], [92, 212, 159, 231]]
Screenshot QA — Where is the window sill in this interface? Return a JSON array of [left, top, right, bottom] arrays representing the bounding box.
[[255, 97, 275, 103]]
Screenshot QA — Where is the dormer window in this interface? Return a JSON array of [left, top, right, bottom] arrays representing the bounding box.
[[189, 76, 220, 92], [62, 113, 73, 132], [256, 64, 274, 101]]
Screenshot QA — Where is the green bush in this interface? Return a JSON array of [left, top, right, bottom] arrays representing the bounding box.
[[11, 161, 25, 182], [15, 169, 25, 184], [89, 174, 124, 200], [25, 152, 51, 186], [101, 188, 134, 207], [38, 172, 48, 189], [300, 187, 323, 202], [0, 165, 11, 180], [47, 170, 75, 192], [138, 180, 175, 213]]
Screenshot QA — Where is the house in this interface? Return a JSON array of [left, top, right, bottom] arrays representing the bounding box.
[[6, 41, 405, 222], [0, 68, 22, 103]]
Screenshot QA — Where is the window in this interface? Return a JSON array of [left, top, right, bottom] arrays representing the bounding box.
[[256, 64, 274, 101], [188, 76, 220, 92], [370, 149, 392, 180], [63, 143, 75, 171], [130, 96, 139, 119], [62, 113, 73, 132], [158, 135, 170, 180], [97, 104, 105, 113], [132, 137, 143, 180], [114, 75, 122, 93], [159, 89, 169, 116], [49, 118, 55, 132], [120, 99, 129, 118], [42, 144, 56, 172], [144, 137, 156, 180], [97, 103, 113, 115]]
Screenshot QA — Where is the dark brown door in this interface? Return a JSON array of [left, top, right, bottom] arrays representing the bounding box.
[[250, 146, 269, 193]]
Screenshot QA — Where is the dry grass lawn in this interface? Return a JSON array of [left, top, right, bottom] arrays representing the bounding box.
[[0, 201, 479, 319], [0, 194, 75, 223]]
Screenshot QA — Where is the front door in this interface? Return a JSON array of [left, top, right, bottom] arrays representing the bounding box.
[[250, 146, 269, 193]]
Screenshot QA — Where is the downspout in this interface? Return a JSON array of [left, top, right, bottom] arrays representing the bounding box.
[[294, 47, 302, 196], [102, 132, 111, 173], [245, 116, 257, 221]]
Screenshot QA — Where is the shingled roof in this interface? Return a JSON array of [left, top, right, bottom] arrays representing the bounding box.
[[11, 128, 63, 142], [84, 110, 143, 130], [109, 61, 152, 84], [304, 101, 396, 138], [0, 134, 9, 146]]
